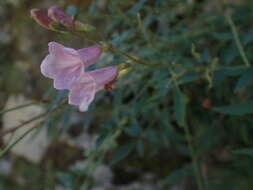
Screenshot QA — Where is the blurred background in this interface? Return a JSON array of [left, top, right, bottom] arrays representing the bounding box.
[[1, 0, 253, 189]]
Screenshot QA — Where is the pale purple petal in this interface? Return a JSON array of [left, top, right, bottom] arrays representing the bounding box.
[[68, 74, 96, 112], [40, 54, 58, 79], [48, 42, 81, 67], [53, 65, 83, 90], [41, 42, 85, 89], [88, 66, 118, 91], [77, 46, 102, 67]]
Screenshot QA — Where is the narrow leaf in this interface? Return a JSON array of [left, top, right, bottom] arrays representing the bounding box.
[[233, 148, 253, 157], [213, 101, 253, 115], [173, 88, 186, 126], [234, 68, 253, 92], [110, 142, 135, 165]]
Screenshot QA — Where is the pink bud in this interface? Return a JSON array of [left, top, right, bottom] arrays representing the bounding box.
[[48, 6, 96, 32], [48, 6, 73, 26], [31, 8, 53, 29]]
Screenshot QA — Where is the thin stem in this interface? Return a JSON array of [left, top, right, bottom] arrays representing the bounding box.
[[225, 13, 250, 67], [0, 112, 47, 137], [71, 31, 162, 67], [0, 124, 40, 158], [107, 45, 156, 66], [171, 78, 205, 190], [0, 102, 37, 115], [183, 123, 205, 190], [0, 99, 67, 137]]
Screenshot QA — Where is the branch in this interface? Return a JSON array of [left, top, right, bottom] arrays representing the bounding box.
[[0, 99, 67, 137]]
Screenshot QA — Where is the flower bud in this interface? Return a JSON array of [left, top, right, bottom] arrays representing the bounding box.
[[116, 61, 133, 78], [48, 6, 73, 26], [31, 8, 54, 29], [48, 6, 96, 32], [118, 68, 133, 78]]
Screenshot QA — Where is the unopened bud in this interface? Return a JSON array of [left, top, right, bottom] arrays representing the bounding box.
[[48, 6, 96, 32], [48, 6, 73, 26], [31, 8, 54, 29], [118, 67, 133, 78]]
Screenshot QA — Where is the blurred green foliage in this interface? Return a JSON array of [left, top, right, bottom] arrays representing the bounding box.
[[1, 0, 253, 189]]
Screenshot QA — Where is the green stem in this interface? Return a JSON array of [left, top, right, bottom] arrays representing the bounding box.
[[225, 13, 250, 67], [0, 99, 67, 137], [0, 102, 37, 115], [71, 31, 162, 67], [107, 45, 157, 66], [171, 77, 205, 190], [0, 112, 47, 137], [0, 124, 40, 158], [183, 123, 205, 190]]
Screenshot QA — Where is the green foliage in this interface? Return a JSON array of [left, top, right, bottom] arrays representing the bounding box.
[[1, 0, 253, 189], [213, 101, 253, 115]]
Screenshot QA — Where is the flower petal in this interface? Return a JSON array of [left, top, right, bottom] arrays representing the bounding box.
[[53, 65, 83, 90], [41, 42, 85, 89], [88, 66, 118, 91], [77, 46, 102, 67], [68, 74, 96, 112], [40, 54, 58, 79], [48, 42, 81, 67]]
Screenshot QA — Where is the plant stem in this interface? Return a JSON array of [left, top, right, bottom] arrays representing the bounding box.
[[171, 77, 205, 190], [0, 102, 37, 115], [0, 124, 40, 158], [0, 99, 67, 137], [71, 31, 162, 67], [183, 123, 205, 190], [106, 45, 157, 66], [225, 13, 250, 67]]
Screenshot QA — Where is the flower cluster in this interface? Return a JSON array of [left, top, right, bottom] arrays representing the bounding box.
[[41, 42, 118, 111]]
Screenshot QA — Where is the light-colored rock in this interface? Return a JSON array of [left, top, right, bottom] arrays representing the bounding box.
[[55, 184, 68, 190], [92, 164, 114, 186], [67, 133, 93, 149], [2, 95, 49, 164], [90, 187, 105, 190], [0, 30, 11, 45], [0, 159, 12, 176], [6, 0, 20, 7]]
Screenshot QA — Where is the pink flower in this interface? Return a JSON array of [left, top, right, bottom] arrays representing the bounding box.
[[41, 42, 102, 90], [68, 66, 118, 112], [41, 41, 118, 112]]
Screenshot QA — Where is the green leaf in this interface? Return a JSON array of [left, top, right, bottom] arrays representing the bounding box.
[[234, 68, 253, 92], [57, 172, 75, 188], [178, 72, 199, 85], [233, 148, 253, 157], [124, 124, 142, 137], [110, 142, 135, 165], [173, 88, 186, 126], [213, 101, 253, 115], [160, 166, 192, 186], [212, 32, 233, 40], [136, 140, 144, 157]]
